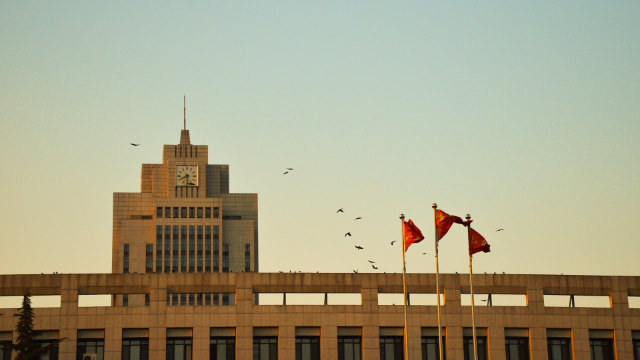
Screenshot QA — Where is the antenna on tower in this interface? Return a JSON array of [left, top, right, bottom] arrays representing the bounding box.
[[183, 95, 186, 130]]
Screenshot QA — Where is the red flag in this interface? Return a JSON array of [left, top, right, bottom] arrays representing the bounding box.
[[435, 209, 468, 241], [469, 227, 490, 255], [403, 219, 425, 252]]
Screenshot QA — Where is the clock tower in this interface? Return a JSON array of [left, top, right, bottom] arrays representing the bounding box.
[[112, 126, 258, 280]]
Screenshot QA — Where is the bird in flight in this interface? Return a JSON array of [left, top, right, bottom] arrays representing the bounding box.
[[286, 168, 294, 171], [354, 217, 362, 220], [390, 240, 396, 246], [353, 269, 358, 273], [496, 228, 504, 232], [345, 232, 352, 237], [355, 245, 363, 250], [372, 265, 378, 270], [422, 252, 427, 255], [368, 260, 375, 263], [130, 143, 140, 146], [282, 171, 289, 175], [337, 208, 344, 213]]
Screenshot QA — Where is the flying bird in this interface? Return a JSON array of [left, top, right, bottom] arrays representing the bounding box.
[[496, 228, 504, 232], [390, 240, 396, 246], [337, 208, 344, 213], [368, 260, 375, 263], [354, 217, 362, 220], [355, 246, 363, 250], [353, 269, 358, 273], [422, 252, 427, 255], [372, 265, 378, 270], [130, 143, 140, 146], [286, 168, 294, 170], [345, 232, 352, 237]]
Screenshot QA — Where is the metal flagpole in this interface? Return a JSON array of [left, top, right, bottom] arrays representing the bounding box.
[[400, 214, 409, 360], [466, 214, 478, 360], [432, 203, 444, 360]]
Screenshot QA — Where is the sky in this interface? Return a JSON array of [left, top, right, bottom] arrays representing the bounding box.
[[1, 1, 639, 277]]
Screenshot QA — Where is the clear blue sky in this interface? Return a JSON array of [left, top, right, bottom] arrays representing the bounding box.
[[1, 1, 638, 276]]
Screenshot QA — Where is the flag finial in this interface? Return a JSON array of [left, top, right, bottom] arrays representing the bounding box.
[[432, 203, 437, 209], [466, 214, 471, 221], [399, 214, 405, 220]]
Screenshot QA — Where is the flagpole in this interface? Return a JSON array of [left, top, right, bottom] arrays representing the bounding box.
[[466, 214, 478, 360], [432, 203, 444, 360], [400, 215, 409, 360]]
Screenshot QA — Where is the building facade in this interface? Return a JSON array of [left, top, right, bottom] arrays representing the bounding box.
[[0, 273, 639, 359]]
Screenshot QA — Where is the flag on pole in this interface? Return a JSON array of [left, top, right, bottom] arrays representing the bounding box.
[[403, 219, 425, 251], [468, 227, 490, 255], [435, 209, 469, 241]]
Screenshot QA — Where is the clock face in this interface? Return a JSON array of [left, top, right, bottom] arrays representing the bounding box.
[[176, 165, 198, 186]]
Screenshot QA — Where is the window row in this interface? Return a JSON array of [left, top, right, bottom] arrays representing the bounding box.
[[1, 330, 637, 360], [156, 206, 220, 219], [145, 225, 234, 273], [166, 293, 233, 306]]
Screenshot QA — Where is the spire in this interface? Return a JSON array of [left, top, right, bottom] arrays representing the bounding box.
[[180, 95, 191, 145]]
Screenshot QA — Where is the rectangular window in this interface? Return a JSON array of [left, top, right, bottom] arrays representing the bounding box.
[[123, 244, 130, 273], [590, 339, 614, 360], [165, 207, 171, 218], [189, 207, 195, 218], [164, 225, 171, 273], [505, 337, 530, 360], [222, 243, 229, 273], [245, 243, 251, 272], [0, 341, 12, 360], [423, 336, 446, 360], [156, 207, 162, 218], [197, 226, 203, 272], [145, 244, 153, 273], [338, 336, 362, 360], [547, 338, 571, 360], [296, 336, 320, 360], [189, 226, 195, 272], [210, 337, 235, 360], [213, 207, 220, 218], [197, 293, 203, 306], [181, 226, 187, 272], [205, 226, 212, 272], [35, 340, 59, 360], [253, 336, 277, 360], [205, 207, 212, 218], [173, 226, 179, 272], [173, 207, 179, 218], [145, 293, 150, 307], [380, 336, 403, 360], [464, 336, 487, 360], [181, 207, 187, 218], [205, 294, 211, 306], [180, 294, 187, 306], [222, 294, 229, 305], [189, 294, 195, 306], [156, 226, 162, 272], [213, 293, 219, 306], [122, 338, 149, 360], [166, 338, 192, 360], [197, 207, 203, 218], [76, 339, 104, 360]]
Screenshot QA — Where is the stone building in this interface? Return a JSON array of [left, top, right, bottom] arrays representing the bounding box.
[[0, 126, 639, 360]]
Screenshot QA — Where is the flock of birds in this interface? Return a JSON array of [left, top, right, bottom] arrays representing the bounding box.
[[124, 150, 508, 274]]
